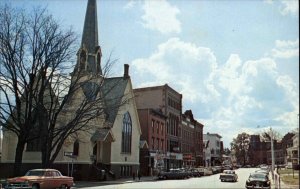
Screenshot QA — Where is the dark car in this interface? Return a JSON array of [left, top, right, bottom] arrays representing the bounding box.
[[189, 169, 201, 177], [157, 169, 188, 180], [245, 172, 271, 189]]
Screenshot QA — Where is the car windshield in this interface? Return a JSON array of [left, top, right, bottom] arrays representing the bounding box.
[[250, 173, 266, 179], [25, 170, 45, 176]]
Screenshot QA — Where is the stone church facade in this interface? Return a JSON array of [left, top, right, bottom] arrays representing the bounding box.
[[1, 0, 141, 180]]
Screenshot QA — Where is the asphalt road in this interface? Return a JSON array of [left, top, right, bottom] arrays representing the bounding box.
[[76, 168, 258, 189]]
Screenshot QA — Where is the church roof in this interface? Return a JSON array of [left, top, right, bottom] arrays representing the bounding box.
[[101, 77, 129, 125]]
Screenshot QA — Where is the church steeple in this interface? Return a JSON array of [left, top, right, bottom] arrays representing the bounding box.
[[75, 0, 102, 75], [82, 0, 98, 53]]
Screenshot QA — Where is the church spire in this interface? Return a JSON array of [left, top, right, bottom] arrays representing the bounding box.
[[75, 0, 102, 75], [82, 0, 98, 52]]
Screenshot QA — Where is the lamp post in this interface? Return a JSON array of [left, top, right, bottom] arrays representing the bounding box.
[[257, 125, 275, 179], [270, 127, 275, 180]]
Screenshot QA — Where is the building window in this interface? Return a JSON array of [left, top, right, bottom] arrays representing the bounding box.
[[152, 137, 155, 150], [122, 112, 132, 153], [152, 120, 155, 134], [79, 49, 87, 71], [157, 138, 160, 150], [73, 140, 79, 156]]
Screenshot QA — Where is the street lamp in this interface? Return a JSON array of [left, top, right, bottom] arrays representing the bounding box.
[[269, 127, 275, 180]]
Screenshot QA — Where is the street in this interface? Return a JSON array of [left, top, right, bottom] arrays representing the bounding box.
[[75, 168, 257, 189]]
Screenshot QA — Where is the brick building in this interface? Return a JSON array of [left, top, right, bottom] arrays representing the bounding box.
[[181, 110, 204, 167], [134, 84, 183, 170], [138, 108, 167, 176]]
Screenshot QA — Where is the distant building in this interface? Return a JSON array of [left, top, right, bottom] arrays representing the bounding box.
[[249, 134, 288, 166], [134, 84, 183, 170], [181, 110, 204, 168], [203, 133, 222, 166], [286, 133, 299, 167], [267, 140, 284, 165]]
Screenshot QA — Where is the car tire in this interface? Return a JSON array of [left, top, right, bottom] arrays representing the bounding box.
[[60, 184, 67, 189], [163, 175, 167, 180], [32, 184, 40, 189]]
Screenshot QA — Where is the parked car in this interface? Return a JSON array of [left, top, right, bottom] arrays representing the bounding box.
[[255, 169, 269, 177], [4, 169, 74, 189], [245, 172, 271, 189], [189, 169, 201, 177], [219, 170, 238, 182], [211, 167, 218, 174], [157, 169, 188, 180], [196, 167, 213, 176], [214, 166, 223, 173]]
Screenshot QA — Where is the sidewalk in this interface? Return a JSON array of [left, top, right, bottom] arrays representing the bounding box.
[[74, 176, 156, 188], [270, 171, 299, 189]]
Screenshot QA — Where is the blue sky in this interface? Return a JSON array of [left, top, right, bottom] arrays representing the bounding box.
[[5, 0, 299, 148]]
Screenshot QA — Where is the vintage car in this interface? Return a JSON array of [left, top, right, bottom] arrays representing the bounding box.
[[245, 172, 271, 189], [195, 167, 213, 176], [157, 169, 188, 180], [219, 170, 238, 182], [4, 169, 74, 189]]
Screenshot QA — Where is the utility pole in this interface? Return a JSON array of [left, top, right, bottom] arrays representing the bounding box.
[[270, 127, 275, 180]]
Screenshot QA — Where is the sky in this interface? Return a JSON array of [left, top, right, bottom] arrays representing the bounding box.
[[3, 0, 299, 148]]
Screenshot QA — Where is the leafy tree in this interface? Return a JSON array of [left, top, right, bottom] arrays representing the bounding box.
[[230, 132, 250, 166]]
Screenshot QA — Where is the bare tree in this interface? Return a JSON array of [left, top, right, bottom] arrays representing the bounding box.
[[0, 4, 76, 175], [1, 4, 130, 174]]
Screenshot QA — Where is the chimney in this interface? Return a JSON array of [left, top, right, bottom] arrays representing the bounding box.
[[124, 64, 129, 78]]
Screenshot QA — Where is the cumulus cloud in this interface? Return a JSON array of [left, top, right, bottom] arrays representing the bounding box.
[[280, 0, 299, 16], [141, 0, 181, 34], [131, 37, 218, 104], [131, 38, 298, 147], [271, 39, 299, 58], [123, 1, 137, 10]]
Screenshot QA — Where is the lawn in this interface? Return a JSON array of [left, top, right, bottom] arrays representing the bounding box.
[[278, 168, 299, 185], [278, 168, 299, 175]]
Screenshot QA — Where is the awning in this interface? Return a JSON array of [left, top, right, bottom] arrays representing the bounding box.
[[91, 128, 115, 142]]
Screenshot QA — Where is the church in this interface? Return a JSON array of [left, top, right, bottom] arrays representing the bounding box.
[[1, 0, 141, 180]]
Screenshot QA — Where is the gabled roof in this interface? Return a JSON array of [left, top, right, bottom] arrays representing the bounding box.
[[101, 77, 129, 125], [91, 128, 115, 142]]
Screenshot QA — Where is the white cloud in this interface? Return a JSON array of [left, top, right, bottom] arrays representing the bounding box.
[[276, 75, 299, 108], [141, 0, 181, 34], [280, 0, 299, 16], [131, 37, 298, 148], [123, 1, 137, 10], [271, 39, 299, 59], [131, 37, 218, 104]]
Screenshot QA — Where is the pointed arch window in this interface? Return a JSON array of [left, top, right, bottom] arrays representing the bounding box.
[[80, 50, 87, 71], [122, 112, 132, 153]]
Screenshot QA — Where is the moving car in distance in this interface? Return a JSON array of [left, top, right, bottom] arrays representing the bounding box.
[[245, 172, 271, 189], [219, 170, 238, 182], [4, 169, 74, 189]]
